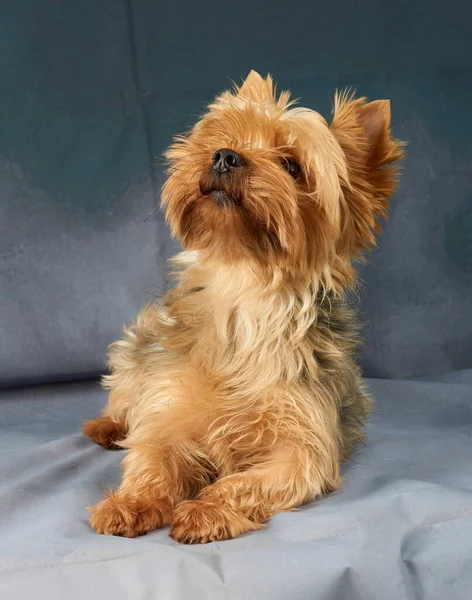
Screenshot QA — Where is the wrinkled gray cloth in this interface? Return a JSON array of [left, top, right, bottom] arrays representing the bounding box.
[[1, 373, 471, 600]]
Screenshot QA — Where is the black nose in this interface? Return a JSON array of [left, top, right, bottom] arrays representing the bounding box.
[[212, 148, 243, 174]]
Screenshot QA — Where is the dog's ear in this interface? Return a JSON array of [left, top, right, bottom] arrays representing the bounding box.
[[236, 70, 275, 102], [358, 100, 392, 164], [330, 92, 405, 251]]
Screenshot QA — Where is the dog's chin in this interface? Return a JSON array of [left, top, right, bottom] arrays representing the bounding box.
[[177, 194, 287, 265], [210, 190, 236, 208]]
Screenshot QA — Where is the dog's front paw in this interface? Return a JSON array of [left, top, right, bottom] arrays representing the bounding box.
[[170, 499, 262, 544], [89, 492, 172, 537]]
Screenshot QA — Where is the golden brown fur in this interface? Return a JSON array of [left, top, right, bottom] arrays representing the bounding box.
[[84, 71, 404, 542]]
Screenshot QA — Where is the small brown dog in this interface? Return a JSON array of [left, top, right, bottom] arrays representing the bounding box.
[[83, 71, 403, 543]]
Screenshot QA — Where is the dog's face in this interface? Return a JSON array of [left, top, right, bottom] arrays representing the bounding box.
[[162, 71, 403, 283]]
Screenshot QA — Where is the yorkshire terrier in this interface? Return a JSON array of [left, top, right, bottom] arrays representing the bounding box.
[[83, 71, 404, 543]]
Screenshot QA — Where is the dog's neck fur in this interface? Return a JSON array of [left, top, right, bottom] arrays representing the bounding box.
[[166, 251, 347, 393]]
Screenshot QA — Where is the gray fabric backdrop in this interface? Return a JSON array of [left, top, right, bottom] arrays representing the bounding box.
[[1, 2, 472, 599], [1, 0, 471, 388]]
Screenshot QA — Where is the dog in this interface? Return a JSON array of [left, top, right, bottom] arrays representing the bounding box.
[[83, 71, 404, 543]]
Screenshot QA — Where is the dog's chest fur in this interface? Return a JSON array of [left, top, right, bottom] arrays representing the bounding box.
[[124, 255, 369, 467]]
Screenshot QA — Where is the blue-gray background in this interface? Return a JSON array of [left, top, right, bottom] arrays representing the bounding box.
[[1, 0, 471, 387], [1, 3, 472, 599]]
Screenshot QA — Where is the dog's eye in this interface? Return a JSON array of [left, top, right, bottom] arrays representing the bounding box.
[[282, 158, 302, 179]]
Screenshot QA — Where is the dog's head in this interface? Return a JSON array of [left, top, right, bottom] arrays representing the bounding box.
[[162, 71, 404, 285]]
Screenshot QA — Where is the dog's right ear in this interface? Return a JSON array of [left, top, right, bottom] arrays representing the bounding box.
[[236, 70, 275, 103]]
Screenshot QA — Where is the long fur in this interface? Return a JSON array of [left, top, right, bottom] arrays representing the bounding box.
[[83, 71, 404, 542]]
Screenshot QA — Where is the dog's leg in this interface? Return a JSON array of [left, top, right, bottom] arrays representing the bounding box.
[[170, 443, 340, 543], [89, 441, 212, 537], [83, 307, 159, 449]]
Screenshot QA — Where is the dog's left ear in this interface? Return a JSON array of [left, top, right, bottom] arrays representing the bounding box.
[[330, 93, 405, 251], [236, 70, 275, 103], [357, 100, 392, 165]]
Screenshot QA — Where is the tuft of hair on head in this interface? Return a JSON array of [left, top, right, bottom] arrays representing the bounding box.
[[233, 70, 293, 111], [330, 91, 405, 256]]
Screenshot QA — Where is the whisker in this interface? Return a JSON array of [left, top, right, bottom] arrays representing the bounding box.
[[144, 204, 160, 223]]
